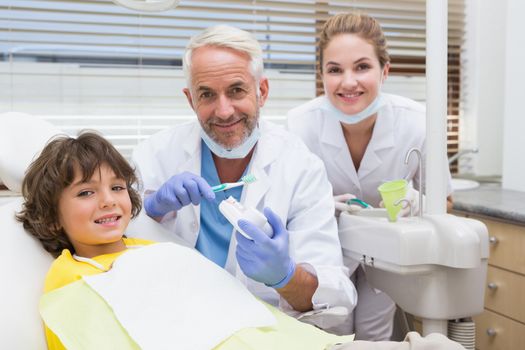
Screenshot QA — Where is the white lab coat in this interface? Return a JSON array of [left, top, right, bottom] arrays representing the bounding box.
[[132, 120, 357, 320], [287, 93, 453, 340]]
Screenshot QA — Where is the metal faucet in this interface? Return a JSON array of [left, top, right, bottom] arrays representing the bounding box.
[[405, 148, 423, 218], [448, 148, 479, 164]]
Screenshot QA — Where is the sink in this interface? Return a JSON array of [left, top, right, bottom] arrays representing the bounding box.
[[451, 178, 480, 191]]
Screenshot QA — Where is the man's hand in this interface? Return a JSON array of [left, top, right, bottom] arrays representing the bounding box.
[[235, 207, 295, 289], [144, 172, 215, 218]]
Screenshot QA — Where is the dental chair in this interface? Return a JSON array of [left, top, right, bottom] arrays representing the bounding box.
[[0, 112, 176, 348]]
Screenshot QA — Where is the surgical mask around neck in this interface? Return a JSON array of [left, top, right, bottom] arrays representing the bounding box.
[[320, 93, 386, 125], [200, 125, 260, 159]]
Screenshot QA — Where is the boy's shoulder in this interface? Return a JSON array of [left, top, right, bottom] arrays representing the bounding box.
[[44, 249, 81, 293]]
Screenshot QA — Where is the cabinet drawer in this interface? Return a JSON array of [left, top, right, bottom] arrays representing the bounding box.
[[474, 309, 525, 350], [479, 218, 525, 274], [485, 266, 525, 323]]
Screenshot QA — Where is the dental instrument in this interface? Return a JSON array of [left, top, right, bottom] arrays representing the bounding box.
[[346, 198, 373, 209], [212, 174, 257, 193], [405, 148, 423, 218]]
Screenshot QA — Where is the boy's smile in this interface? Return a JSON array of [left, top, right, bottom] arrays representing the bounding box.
[[94, 214, 122, 226], [58, 163, 132, 258]]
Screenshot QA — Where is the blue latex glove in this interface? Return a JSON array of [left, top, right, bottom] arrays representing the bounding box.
[[236, 207, 296, 289], [144, 172, 215, 217]]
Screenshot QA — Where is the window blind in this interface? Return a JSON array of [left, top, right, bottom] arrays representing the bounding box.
[[0, 0, 464, 165]]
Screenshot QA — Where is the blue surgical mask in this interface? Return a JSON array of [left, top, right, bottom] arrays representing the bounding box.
[[319, 93, 386, 125], [200, 126, 260, 159]]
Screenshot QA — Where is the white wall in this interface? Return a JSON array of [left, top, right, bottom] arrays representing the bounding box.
[[462, 0, 507, 177], [502, 0, 525, 191], [465, 0, 525, 190]]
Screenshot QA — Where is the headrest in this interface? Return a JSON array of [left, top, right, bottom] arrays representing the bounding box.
[[1, 198, 53, 348], [0, 112, 62, 192]]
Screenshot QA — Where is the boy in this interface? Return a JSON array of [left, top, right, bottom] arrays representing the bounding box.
[[17, 132, 152, 349]]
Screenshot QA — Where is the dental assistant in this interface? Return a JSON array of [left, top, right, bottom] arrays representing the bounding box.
[[132, 25, 357, 327], [287, 13, 453, 340]]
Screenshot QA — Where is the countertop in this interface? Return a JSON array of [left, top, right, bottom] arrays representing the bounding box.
[[452, 182, 525, 224]]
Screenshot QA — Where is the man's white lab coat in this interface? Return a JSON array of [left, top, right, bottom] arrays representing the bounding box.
[[132, 120, 357, 321]]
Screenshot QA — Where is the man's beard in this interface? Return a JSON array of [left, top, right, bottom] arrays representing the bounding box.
[[200, 109, 259, 150]]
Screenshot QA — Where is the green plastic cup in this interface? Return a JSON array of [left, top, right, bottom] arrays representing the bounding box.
[[377, 179, 408, 222]]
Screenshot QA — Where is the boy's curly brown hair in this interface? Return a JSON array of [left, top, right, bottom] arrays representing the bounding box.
[[16, 131, 142, 257]]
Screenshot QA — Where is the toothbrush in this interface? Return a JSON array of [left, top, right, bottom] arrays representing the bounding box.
[[211, 174, 257, 193]]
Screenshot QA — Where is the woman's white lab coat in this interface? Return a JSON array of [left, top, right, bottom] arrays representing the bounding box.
[[132, 120, 357, 321], [287, 93, 452, 339]]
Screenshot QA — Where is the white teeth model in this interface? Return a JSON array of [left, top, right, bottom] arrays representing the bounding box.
[[96, 216, 118, 224]]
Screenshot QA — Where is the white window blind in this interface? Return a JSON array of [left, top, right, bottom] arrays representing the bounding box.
[[0, 0, 464, 161]]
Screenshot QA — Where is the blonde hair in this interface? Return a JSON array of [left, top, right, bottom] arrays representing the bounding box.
[[182, 25, 264, 86], [319, 12, 390, 72]]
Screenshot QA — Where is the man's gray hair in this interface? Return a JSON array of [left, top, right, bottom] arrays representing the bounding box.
[[183, 25, 264, 86]]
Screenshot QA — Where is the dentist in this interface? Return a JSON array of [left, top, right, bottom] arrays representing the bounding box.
[[132, 25, 356, 328], [287, 13, 453, 340]]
